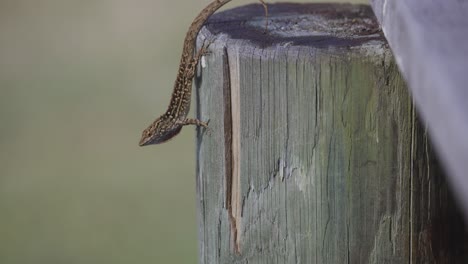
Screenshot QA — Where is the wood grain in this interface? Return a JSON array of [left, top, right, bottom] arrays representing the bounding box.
[[195, 3, 468, 263]]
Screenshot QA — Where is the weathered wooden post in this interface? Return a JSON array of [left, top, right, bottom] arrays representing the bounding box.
[[195, 3, 468, 263]]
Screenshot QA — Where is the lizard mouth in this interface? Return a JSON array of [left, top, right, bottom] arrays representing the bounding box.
[[138, 136, 151, 147], [139, 126, 183, 146]]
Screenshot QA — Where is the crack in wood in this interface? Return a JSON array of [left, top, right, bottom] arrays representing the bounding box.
[[223, 47, 241, 254]]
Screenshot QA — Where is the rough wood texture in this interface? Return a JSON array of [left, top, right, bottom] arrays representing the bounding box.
[[195, 3, 468, 263], [370, 0, 468, 218]]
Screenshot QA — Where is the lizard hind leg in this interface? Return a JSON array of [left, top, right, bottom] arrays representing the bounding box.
[[258, 0, 269, 33], [195, 37, 215, 62], [185, 38, 216, 81]]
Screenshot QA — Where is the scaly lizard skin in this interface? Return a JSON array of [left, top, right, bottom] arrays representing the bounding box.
[[139, 0, 267, 146]]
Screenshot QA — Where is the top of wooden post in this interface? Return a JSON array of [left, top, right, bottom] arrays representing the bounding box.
[[205, 3, 384, 49]]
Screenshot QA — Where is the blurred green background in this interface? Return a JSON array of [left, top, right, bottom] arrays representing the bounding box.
[[0, 0, 365, 263]]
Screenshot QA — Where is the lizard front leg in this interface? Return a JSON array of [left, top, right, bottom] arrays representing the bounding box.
[[179, 118, 209, 128]]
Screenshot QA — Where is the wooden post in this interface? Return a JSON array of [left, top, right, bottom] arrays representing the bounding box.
[[195, 3, 468, 263]]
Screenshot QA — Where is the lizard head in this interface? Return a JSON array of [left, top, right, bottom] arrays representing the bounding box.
[[139, 116, 182, 146]]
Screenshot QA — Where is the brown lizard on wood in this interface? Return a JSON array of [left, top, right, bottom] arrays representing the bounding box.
[[139, 0, 268, 146]]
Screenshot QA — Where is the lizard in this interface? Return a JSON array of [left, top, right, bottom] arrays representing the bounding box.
[[139, 0, 268, 146]]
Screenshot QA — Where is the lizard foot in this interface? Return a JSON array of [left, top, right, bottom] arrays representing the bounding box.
[[180, 118, 212, 135]]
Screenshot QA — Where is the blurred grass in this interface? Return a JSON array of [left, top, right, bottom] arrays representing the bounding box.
[[0, 0, 366, 263]]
